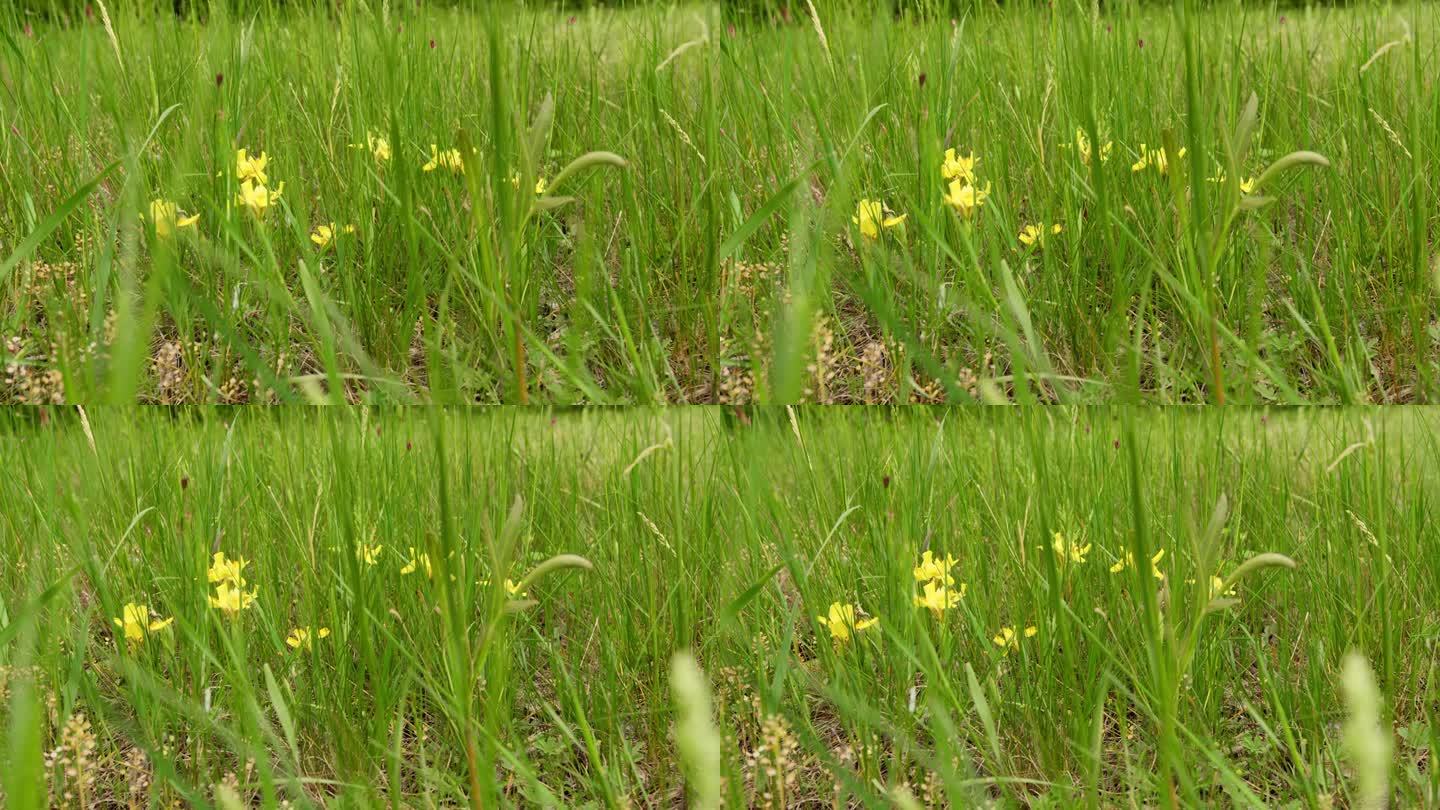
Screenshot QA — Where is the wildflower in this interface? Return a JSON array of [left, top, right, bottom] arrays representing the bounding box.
[[112, 603, 173, 644], [400, 547, 432, 577], [235, 149, 270, 185], [1130, 144, 1187, 175], [940, 148, 978, 183], [356, 543, 384, 565], [505, 578, 527, 598], [208, 551, 249, 586], [209, 581, 258, 615], [310, 223, 357, 249], [914, 579, 965, 616], [423, 144, 464, 173], [510, 173, 547, 194], [943, 180, 990, 218], [1110, 548, 1165, 580], [285, 626, 331, 650], [1051, 531, 1090, 564], [1019, 223, 1063, 248], [1074, 128, 1113, 165], [994, 625, 1039, 653], [913, 550, 958, 585], [1210, 575, 1238, 599], [147, 199, 199, 238], [1206, 174, 1257, 194], [816, 602, 879, 644], [852, 199, 907, 240], [1187, 574, 1239, 601], [235, 179, 284, 219], [349, 131, 392, 164]]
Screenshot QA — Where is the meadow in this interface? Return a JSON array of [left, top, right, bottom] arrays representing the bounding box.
[[2, 1, 1438, 405], [1, 406, 1437, 806]]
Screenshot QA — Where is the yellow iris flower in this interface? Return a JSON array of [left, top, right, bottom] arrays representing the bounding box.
[[208, 551, 249, 586], [1130, 144, 1187, 175], [1051, 531, 1090, 564], [285, 626, 332, 650], [148, 199, 199, 238], [852, 199, 907, 240], [349, 131, 392, 164], [235, 149, 270, 185], [1019, 223, 1064, 248], [817, 602, 878, 643], [209, 581, 258, 615], [992, 625, 1038, 653], [480, 577, 529, 597], [1187, 574, 1238, 601], [356, 543, 384, 565], [113, 603, 173, 644], [310, 223, 357, 249], [1074, 128, 1113, 165], [912, 550, 958, 585], [1110, 548, 1166, 580], [941, 148, 978, 183], [509, 173, 548, 194], [236, 179, 284, 219], [1207, 174, 1257, 194], [913, 579, 965, 616], [207, 550, 256, 615], [943, 180, 990, 218], [1210, 575, 1238, 600], [400, 547, 432, 577], [423, 144, 465, 173]]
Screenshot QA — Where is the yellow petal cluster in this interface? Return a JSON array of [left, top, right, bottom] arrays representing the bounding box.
[[207, 551, 258, 616], [400, 546, 433, 577], [423, 144, 465, 173], [1131, 143, 1187, 175], [285, 626, 332, 650], [943, 179, 990, 218], [1050, 531, 1090, 564], [148, 199, 199, 238], [1019, 222, 1063, 248], [852, 199, 907, 240], [941, 148, 978, 183], [310, 222, 357, 249], [817, 602, 879, 644], [236, 179, 285, 219], [113, 603, 173, 644], [1110, 548, 1166, 580]]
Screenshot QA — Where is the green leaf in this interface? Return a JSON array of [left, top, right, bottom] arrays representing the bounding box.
[[526, 93, 557, 168], [0, 161, 121, 287], [718, 564, 785, 631], [1253, 151, 1330, 190], [1218, 552, 1297, 595], [515, 553, 594, 593], [965, 663, 1003, 765], [264, 665, 299, 769], [716, 175, 804, 262], [548, 151, 628, 194]]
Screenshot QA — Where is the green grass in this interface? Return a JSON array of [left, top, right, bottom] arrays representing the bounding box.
[[2, 1, 1437, 404], [2, 406, 1438, 806]]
